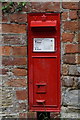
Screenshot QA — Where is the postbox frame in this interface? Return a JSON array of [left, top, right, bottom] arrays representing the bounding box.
[[27, 12, 61, 112]]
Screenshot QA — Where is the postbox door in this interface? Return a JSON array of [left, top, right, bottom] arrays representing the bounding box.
[[28, 13, 60, 112]]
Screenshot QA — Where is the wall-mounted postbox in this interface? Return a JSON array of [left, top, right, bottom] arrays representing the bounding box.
[[28, 13, 61, 112]]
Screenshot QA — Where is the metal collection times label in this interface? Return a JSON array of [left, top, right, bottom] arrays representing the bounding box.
[[33, 38, 55, 52]]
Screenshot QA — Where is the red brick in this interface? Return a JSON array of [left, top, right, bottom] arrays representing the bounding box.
[[62, 12, 68, 20], [64, 21, 78, 32], [78, 33, 80, 43], [2, 68, 8, 75], [69, 10, 78, 19], [2, 57, 14, 66], [62, 33, 74, 42], [13, 68, 27, 76], [14, 57, 27, 66], [29, 2, 43, 12], [62, 2, 79, 10], [2, 24, 26, 33], [2, 57, 27, 66], [0, 46, 12, 56], [2, 46, 11, 56], [2, 14, 8, 22], [52, 2, 61, 11], [16, 90, 27, 100], [40, 2, 61, 12], [19, 113, 27, 118], [78, 10, 80, 18], [25, 2, 61, 12], [2, 35, 19, 44], [5, 79, 27, 87], [12, 46, 27, 56], [62, 64, 69, 75], [3, 35, 26, 45], [22, 3, 32, 12], [63, 54, 76, 64], [65, 44, 80, 53], [76, 55, 80, 64], [9, 13, 27, 23]]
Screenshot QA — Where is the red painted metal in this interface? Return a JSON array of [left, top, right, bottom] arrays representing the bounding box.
[[30, 20, 57, 27], [28, 13, 61, 112]]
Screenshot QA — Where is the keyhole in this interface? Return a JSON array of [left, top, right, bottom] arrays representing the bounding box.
[[38, 86, 40, 88]]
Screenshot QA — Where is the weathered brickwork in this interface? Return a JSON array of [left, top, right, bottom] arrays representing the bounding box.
[[0, 2, 80, 119]]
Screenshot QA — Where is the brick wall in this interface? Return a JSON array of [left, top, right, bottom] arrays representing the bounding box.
[[1, 2, 80, 119]]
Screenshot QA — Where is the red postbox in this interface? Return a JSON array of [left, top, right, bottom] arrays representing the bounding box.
[[28, 13, 61, 112]]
